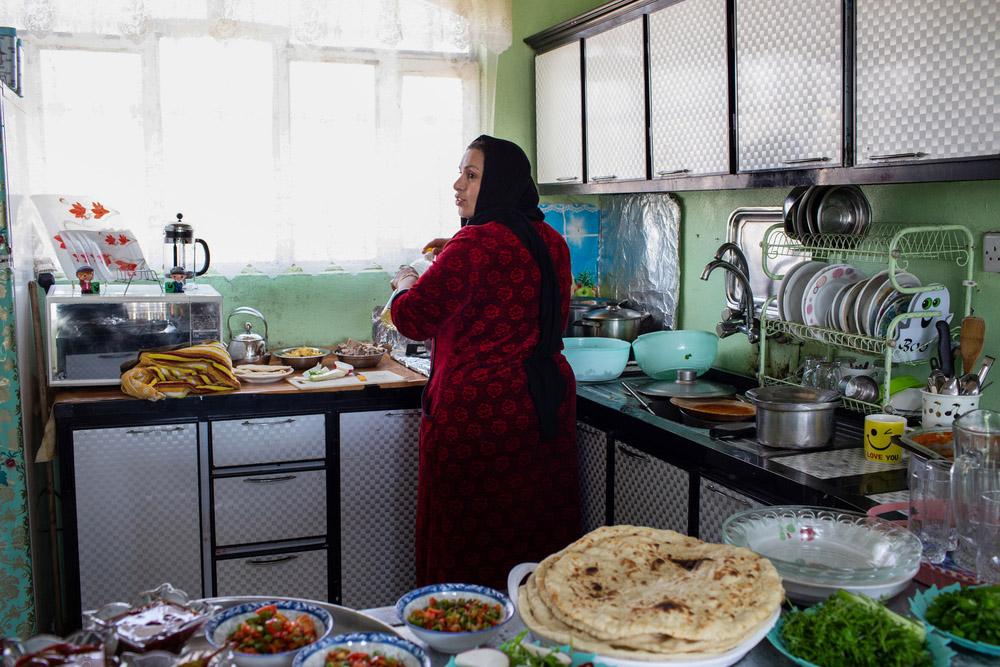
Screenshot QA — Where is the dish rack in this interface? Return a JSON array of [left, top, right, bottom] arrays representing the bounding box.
[[757, 224, 976, 415]]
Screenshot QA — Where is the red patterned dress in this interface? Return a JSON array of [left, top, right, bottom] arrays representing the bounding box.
[[391, 219, 580, 588]]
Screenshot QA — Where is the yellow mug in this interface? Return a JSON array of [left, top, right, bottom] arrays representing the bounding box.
[[864, 413, 906, 463]]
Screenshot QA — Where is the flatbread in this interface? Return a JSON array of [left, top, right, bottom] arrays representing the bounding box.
[[535, 525, 782, 643]]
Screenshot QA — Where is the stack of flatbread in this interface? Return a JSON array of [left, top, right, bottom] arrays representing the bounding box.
[[233, 364, 294, 381], [518, 525, 783, 661]]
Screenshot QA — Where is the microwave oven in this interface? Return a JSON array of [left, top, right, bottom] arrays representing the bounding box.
[[45, 283, 223, 387]]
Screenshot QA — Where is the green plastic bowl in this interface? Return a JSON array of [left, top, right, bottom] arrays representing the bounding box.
[[631, 330, 718, 380], [562, 337, 631, 382]]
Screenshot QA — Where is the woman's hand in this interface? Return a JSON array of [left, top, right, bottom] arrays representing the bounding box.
[[391, 265, 419, 291], [422, 237, 451, 257]]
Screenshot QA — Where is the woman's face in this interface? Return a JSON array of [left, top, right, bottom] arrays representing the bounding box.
[[454, 148, 484, 219]]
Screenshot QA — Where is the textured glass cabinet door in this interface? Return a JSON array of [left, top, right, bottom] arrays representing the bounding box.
[[73, 424, 202, 610], [855, 0, 1000, 166], [535, 41, 583, 185], [613, 442, 689, 534], [577, 422, 607, 533], [584, 18, 646, 183], [735, 0, 842, 172], [697, 478, 763, 544], [649, 0, 729, 177]]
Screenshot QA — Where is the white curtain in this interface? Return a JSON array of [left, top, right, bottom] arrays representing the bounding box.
[[0, 0, 512, 277]]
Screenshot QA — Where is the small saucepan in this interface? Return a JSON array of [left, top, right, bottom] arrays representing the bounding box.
[[573, 302, 649, 342]]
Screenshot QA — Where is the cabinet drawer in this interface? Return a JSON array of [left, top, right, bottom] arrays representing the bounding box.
[[613, 442, 689, 534], [216, 548, 328, 601], [698, 478, 763, 544], [212, 414, 325, 467], [214, 470, 327, 546]]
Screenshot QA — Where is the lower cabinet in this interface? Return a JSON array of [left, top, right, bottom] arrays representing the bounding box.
[[213, 469, 327, 546], [216, 547, 329, 600], [72, 424, 202, 610], [577, 422, 608, 533], [339, 409, 421, 609], [697, 477, 763, 543], [613, 441, 689, 534]]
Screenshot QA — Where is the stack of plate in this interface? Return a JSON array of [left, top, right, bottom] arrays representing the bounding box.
[[783, 185, 872, 240]]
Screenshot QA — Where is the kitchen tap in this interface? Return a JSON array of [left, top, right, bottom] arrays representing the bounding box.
[[713, 242, 750, 286], [701, 258, 759, 344]]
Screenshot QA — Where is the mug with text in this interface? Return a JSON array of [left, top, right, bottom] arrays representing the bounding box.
[[864, 413, 906, 463]]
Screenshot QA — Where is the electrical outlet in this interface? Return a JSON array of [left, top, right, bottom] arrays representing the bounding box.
[[985, 232, 1000, 273]]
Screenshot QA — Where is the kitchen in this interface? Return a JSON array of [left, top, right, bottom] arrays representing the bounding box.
[[1, 0, 999, 666]]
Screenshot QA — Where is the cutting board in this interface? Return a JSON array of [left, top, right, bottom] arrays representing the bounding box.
[[286, 370, 405, 390]]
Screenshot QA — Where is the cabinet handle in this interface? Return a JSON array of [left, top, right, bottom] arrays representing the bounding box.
[[97, 352, 135, 359], [656, 169, 690, 176], [382, 411, 420, 418], [126, 425, 186, 435], [554, 176, 579, 182], [868, 152, 927, 161], [781, 156, 830, 165], [241, 418, 296, 427], [590, 175, 617, 181], [246, 554, 299, 566], [243, 475, 297, 484], [617, 446, 649, 462], [704, 482, 752, 507]]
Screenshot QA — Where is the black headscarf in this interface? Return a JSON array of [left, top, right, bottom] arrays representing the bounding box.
[[462, 135, 565, 440]]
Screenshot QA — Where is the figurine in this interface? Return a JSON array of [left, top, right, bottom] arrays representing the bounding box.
[[76, 265, 99, 294], [165, 265, 186, 293]]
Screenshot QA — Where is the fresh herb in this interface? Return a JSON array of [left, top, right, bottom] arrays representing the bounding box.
[[925, 585, 1000, 644], [499, 632, 567, 667], [780, 590, 931, 667]]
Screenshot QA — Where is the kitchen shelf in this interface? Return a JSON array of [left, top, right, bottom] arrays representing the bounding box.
[[762, 312, 941, 363], [761, 375, 882, 416]]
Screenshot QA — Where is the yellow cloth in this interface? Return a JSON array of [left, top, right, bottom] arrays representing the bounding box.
[[120, 341, 240, 401]]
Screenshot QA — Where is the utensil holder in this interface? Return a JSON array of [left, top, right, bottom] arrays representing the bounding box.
[[921, 390, 981, 429]]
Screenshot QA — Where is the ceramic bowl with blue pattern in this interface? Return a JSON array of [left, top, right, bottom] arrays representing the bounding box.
[[205, 600, 334, 667], [395, 584, 514, 654], [293, 633, 429, 667]]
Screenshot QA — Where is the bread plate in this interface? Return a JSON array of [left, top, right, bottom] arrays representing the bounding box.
[[233, 365, 295, 384]]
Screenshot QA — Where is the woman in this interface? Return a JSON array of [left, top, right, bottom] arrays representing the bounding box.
[[389, 135, 580, 588]]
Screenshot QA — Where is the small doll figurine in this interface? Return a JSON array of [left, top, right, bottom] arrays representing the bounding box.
[[76, 265, 99, 294], [165, 265, 186, 293]]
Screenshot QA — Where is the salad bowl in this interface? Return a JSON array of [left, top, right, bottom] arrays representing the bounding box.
[[204, 600, 333, 667], [293, 633, 429, 667], [395, 584, 514, 654]]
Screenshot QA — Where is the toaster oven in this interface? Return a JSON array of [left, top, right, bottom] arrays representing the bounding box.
[[46, 283, 223, 386]]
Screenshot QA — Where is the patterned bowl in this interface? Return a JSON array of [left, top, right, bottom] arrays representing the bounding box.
[[293, 633, 429, 667], [395, 584, 514, 654], [204, 600, 333, 667]]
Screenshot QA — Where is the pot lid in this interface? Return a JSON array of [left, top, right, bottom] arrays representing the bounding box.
[[233, 322, 264, 343], [745, 385, 840, 406], [583, 303, 644, 321], [637, 374, 736, 398]]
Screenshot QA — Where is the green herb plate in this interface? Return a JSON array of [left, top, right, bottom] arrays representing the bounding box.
[[909, 584, 1000, 657], [767, 610, 956, 667]]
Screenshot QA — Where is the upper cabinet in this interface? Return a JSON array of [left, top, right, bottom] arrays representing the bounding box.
[[535, 41, 583, 184], [855, 0, 1000, 166], [584, 18, 647, 183], [735, 0, 843, 172], [648, 0, 729, 177]]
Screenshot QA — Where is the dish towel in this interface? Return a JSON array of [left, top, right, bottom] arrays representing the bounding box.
[[121, 341, 240, 401]]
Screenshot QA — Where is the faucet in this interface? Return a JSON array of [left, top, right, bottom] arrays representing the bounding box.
[[701, 258, 759, 344]]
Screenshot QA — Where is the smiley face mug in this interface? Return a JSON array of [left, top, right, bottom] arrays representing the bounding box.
[[864, 413, 906, 463]]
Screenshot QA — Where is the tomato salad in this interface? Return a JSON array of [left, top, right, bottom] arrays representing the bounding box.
[[227, 605, 318, 654], [407, 597, 503, 632], [324, 648, 405, 667]]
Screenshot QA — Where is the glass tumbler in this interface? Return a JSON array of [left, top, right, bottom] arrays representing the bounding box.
[[908, 458, 952, 564], [951, 409, 1000, 570], [977, 490, 1000, 583]]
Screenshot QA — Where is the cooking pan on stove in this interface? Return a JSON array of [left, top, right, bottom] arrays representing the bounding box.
[[669, 397, 756, 422]]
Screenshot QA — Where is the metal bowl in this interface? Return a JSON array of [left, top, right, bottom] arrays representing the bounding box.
[[335, 350, 384, 368], [272, 347, 330, 370], [816, 185, 872, 235]]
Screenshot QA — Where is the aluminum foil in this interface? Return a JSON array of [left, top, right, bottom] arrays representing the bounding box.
[[599, 193, 681, 330]]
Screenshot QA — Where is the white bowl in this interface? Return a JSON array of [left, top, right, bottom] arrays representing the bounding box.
[[293, 633, 429, 667], [395, 584, 514, 655], [205, 600, 334, 667]]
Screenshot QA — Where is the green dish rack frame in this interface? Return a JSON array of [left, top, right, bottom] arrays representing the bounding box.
[[756, 223, 976, 414]]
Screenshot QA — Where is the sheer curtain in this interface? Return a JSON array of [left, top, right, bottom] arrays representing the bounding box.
[[0, 0, 512, 276]]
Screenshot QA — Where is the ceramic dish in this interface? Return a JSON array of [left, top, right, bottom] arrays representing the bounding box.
[[801, 264, 865, 330], [840, 280, 868, 334], [865, 272, 920, 336], [852, 273, 890, 336], [875, 294, 912, 339], [233, 366, 295, 384], [781, 262, 828, 324], [827, 280, 861, 331], [721, 506, 922, 599], [767, 610, 955, 667], [777, 262, 811, 321], [2, 630, 116, 667], [892, 287, 952, 363], [293, 634, 430, 667], [395, 584, 514, 654], [204, 600, 334, 667], [909, 584, 1000, 657]]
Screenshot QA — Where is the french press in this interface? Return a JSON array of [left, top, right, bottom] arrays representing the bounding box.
[[163, 213, 211, 281]]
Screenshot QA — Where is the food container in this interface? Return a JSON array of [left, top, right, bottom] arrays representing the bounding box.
[[293, 633, 429, 667], [631, 330, 718, 380], [272, 347, 331, 370], [204, 600, 334, 667], [744, 386, 840, 449], [2, 629, 117, 667], [561, 337, 630, 382], [395, 584, 514, 654], [575, 303, 648, 342], [334, 351, 384, 368]]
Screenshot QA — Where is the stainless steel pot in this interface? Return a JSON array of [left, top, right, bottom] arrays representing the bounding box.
[[576, 303, 648, 342], [745, 385, 840, 449], [566, 297, 610, 337]]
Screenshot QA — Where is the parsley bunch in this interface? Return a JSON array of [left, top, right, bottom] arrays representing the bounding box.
[[925, 585, 1000, 645]]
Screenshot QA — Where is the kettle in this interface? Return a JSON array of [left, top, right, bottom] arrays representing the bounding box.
[[227, 306, 269, 365]]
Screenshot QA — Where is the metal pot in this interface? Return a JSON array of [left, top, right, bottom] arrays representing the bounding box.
[[566, 297, 610, 337], [745, 385, 840, 449], [227, 306, 269, 365], [575, 302, 648, 342]]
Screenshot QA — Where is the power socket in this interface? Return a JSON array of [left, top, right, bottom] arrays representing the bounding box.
[[985, 232, 1000, 273]]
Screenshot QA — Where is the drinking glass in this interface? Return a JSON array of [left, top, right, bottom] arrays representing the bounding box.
[[798, 356, 823, 388], [951, 409, 1000, 570], [977, 491, 1000, 583], [909, 459, 952, 564], [816, 361, 843, 392]]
